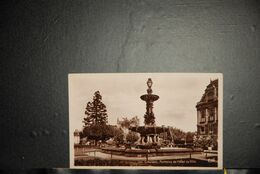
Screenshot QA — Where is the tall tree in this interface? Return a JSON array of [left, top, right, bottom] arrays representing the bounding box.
[[82, 91, 110, 145], [83, 91, 108, 126]]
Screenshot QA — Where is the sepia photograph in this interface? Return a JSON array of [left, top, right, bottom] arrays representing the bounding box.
[[69, 73, 223, 169]]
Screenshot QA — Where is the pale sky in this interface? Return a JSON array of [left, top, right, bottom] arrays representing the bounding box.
[[69, 73, 221, 133]]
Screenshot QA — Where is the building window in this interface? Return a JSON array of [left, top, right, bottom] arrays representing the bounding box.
[[201, 127, 205, 134], [209, 108, 215, 121], [209, 124, 213, 134], [201, 110, 205, 118], [207, 91, 215, 101], [200, 110, 206, 123]]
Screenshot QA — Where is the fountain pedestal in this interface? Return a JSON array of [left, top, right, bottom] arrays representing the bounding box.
[[129, 125, 169, 149]]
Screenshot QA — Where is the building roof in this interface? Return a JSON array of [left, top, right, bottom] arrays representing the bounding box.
[[207, 79, 218, 89], [197, 79, 218, 105]]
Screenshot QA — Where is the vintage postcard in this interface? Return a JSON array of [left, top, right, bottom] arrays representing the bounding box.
[[69, 73, 223, 169]]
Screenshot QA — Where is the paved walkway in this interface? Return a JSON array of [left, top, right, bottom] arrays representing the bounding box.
[[75, 151, 217, 162]]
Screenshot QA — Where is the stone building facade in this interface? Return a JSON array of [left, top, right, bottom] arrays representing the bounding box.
[[196, 79, 218, 136]]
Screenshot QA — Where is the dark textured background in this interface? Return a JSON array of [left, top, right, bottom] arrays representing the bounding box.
[[1, 0, 260, 169]]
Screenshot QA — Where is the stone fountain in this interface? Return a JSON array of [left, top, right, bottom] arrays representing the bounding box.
[[129, 78, 169, 149], [101, 78, 202, 158]]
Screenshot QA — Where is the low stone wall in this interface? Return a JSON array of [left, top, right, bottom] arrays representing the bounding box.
[[101, 147, 203, 157]]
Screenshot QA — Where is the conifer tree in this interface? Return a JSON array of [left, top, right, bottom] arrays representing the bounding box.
[[83, 91, 108, 126]]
